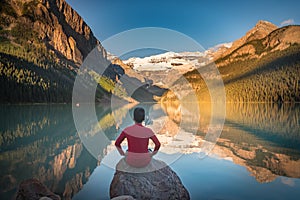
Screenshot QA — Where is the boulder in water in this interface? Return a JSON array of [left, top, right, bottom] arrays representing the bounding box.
[[110, 158, 190, 200]]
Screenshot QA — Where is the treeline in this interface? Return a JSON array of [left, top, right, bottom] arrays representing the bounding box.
[[0, 13, 149, 103], [225, 63, 300, 102], [0, 52, 75, 102], [222, 45, 300, 102], [0, 22, 115, 102], [0, 18, 79, 102], [168, 45, 300, 103], [0, 20, 65, 68], [0, 24, 129, 103], [0, 50, 127, 102]]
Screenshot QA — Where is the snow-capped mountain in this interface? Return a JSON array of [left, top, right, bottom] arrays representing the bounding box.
[[123, 51, 209, 72], [123, 43, 232, 72]]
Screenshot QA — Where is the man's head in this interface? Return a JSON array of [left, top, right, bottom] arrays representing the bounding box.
[[133, 107, 145, 123]]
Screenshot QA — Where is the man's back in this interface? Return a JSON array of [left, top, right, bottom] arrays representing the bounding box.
[[115, 124, 160, 167], [115, 107, 161, 168], [123, 124, 154, 153]]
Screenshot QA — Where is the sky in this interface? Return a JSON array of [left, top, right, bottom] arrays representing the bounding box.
[[66, 0, 300, 52]]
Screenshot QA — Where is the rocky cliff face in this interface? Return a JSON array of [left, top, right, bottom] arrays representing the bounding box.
[[263, 25, 300, 51], [231, 20, 278, 51], [215, 21, 300, 66], [1, 0, 161, 103], [1, 0, 106, 65], [0, 0, 116, 102], [214, 20, 277, 61]]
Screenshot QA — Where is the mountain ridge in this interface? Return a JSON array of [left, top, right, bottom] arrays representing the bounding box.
[[1, 1, 299, 103], [159, 21, 300, 103], [124, 21, 299, 71], [216, 24, 300, 66], [215, 20, 278, 60], [0, 0, 112, 102], [0, 0, 166, 103]]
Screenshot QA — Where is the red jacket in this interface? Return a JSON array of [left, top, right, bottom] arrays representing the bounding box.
[[115, 123, 161, 167]]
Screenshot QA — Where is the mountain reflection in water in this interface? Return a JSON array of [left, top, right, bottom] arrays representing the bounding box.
[[0, 103, 299, 199]]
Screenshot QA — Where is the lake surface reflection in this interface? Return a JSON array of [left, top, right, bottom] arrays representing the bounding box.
[[0, 103, 300, 199]]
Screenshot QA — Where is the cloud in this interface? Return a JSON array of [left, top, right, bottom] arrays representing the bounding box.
[[280, 177, 295, 187], [280, 19, 295, 26]]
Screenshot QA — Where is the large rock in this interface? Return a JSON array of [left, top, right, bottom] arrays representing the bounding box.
[[16, 178, 61, 200], [0, 0, 106, 65], [110, 158, 190, 200]]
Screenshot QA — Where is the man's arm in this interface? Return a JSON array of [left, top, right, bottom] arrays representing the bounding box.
[[115, 131, 126, 156], [150, 135, 161, 156]]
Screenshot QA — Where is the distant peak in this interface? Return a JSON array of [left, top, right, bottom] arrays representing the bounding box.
[[255, 20, 278, 29]]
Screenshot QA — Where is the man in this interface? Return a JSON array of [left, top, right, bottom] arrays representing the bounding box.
[[115, 107, 161, 168]]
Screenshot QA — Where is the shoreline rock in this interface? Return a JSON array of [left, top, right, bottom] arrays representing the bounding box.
[[16, 178, 61, 200], [110, 158, 190, 200]]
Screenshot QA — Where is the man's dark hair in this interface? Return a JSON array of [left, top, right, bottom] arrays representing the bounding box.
[[133, 107, 145, 123]]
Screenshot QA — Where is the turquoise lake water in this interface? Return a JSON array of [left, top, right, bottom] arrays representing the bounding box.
[[0, 103, 300, 199]]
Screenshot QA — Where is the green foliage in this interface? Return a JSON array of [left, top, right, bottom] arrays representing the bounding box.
[[222, 46, 300, 102], [0, 4, 71, 72], [0, 11, 82, 102], [0, 24, 59, 71], [225, 64, 300, 102], [0, 52, 74, 103], [0, 0, 119, 103], [169, 45, 300, 103], [89, 70, 128, 98]]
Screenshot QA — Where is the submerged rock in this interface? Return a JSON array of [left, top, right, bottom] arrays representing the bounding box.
[[16, 178, 60, 200], [110, 158, 190, 200], [111, 195, 136, 200]]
